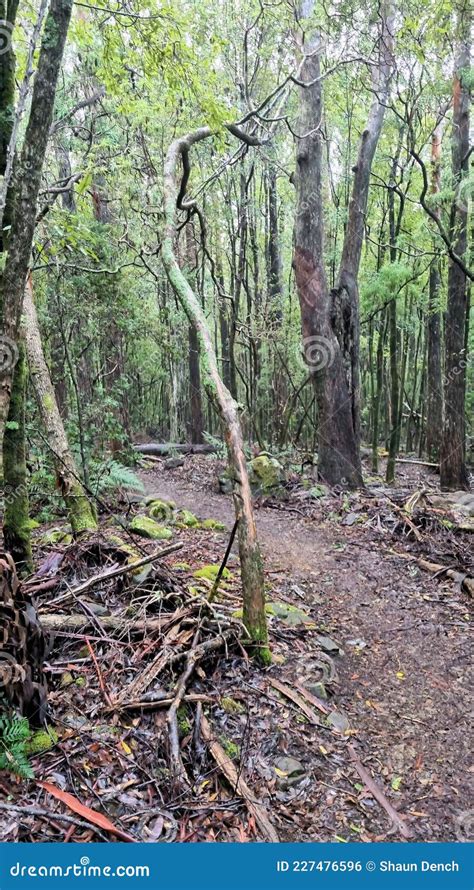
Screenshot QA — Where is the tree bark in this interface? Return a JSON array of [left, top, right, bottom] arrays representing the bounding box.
[[440, 9, 471, 490], [184, 223, 204, 444], [3, 341, 33, 571], [0, 0, 74, 448], [161, 127, 269, 661], [425, 125, 444, 460], [332, 1, 394, 453], [293, 4, 362, 487], [23, 278, 98, 534]]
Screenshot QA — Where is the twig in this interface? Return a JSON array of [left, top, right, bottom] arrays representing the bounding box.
[[0, 802, 108, 840], [348, 744, 413, 839], [167, 629, 201, 786], [268, 677, 323, 724], [106, 693, 213, 714], [47, 543, 183, 606], [386, 497, 423, 542], [85, 638, 113, 708], [200, 714, 279, 842], [384, 548, 474, 597], [209, 519, 239, 603]]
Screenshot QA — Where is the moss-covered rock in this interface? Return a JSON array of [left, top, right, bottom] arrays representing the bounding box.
[[147, 498, 175, 520], [201, 518, 227, 531], [129, 515, 173, 540], [172, 561, 191, 571], [220, 736, 240, 759], [26, 727, 58, 755], [194, 564, 231, 582], [250, 454, 284, 493], [176, 509, 199, 527], [40, 527, 73, 546], [265, 601, 316, 628], [221, 697, 245, 714]]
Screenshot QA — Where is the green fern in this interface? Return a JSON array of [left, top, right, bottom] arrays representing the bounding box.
[[89, 460, 145, 496], [0, 715, 34, 779]]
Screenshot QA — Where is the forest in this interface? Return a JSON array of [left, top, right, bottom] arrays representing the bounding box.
[[0, 0, 472, 851]]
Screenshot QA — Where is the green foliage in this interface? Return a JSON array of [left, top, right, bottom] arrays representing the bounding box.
[[0, 715, 34, 780], [89, 460, 144, 497]]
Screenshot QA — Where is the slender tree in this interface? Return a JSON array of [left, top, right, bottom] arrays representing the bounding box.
[[440, 4, 471, 490]]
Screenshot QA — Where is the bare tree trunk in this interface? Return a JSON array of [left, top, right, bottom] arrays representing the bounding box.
[[333, 0, 394, 453], [293, 4, 362, 487], [23, 278, 98, 534], [440, 9, 471, 490], [161, 128, 269, 661], [3, 341, 33, 572], [184, 224, 204, 444], [426, 125, 444, 460]]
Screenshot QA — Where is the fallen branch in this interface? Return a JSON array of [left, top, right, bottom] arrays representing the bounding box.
[[348, 745, 413, 839], [386, 549, 474, 597], [40, 613, 184, 633], [386, 497, 423, 542], [0, 801, 108, 841], [294, 680, 331, 715], [106, 693, 213, 714], [167, 629, 201, 786], [134, 443, 216, 456], [200, 713, 279, 842], [47, 542, 183, 607], [268, 677, 323, 724]]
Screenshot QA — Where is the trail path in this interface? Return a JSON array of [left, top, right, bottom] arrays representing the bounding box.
[[140, 462, 473, 841]]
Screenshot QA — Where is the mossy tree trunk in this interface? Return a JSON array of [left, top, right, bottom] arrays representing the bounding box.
[[3, 341, 33, 572], [0, 0, 74, 449], [162, 126, 270, 662], [23, 278, 97, 535], [0, 0, 32, 566]]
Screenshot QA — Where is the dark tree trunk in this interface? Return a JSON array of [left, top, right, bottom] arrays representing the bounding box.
[[425, 125, 444, 460], [333, 1, 394, 453], [0, 0, 74, 443], [440, 12, 471, 490], [293, 5, 362, 487]]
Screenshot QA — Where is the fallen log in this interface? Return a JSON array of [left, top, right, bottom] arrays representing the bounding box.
[[386, 548, 474, 597], [134, 443, 217, 456], [40, 613, 180, 633], [200, 713, 279, 842]]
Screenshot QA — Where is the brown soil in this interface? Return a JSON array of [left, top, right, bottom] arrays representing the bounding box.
[[139, 456, 473, 842]]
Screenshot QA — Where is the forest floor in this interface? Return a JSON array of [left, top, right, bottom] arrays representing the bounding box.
[[2, 454, 472, 844], [136, 455, 473, 843]]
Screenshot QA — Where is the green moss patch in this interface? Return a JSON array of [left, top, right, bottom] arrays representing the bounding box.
[[129, 515, 173, 540], [193, 564, 231, 582]]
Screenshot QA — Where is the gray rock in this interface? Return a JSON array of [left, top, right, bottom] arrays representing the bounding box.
[[274, 756, 307, 788], [305, 682, 328, 700], [316, 634, 343, 655], [164, 457, 185, 469], [327, 711, 350, 733]]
